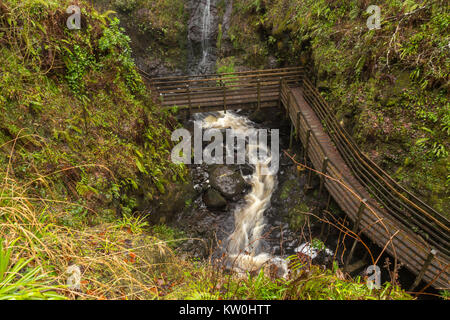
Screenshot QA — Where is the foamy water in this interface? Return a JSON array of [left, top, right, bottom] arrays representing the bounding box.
[[201, 111, 288, 277], [200, 0, 212, 67]]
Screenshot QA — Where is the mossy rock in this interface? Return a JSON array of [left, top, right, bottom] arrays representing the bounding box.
[[287, 202, 310, 231], [146, 179, 196, 224], [203, 188, 227, 210], [279, 178, 299, 200]]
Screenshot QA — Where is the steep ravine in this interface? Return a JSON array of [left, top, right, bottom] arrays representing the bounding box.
[[176, 0, 337, 277], [0, 0, 429, 301], [99, 0, 434, 291], [174, 109, 336, 275], [167, 1, 429, 291]]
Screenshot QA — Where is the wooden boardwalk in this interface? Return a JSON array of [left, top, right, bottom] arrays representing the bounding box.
[[286, 85, 449, 290], [145, 67, 303, 114], [146, 68, 449, 290]]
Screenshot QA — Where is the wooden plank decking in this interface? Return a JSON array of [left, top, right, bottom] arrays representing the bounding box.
[[287, 86, 449, 289], [146, 68, 449, 290]]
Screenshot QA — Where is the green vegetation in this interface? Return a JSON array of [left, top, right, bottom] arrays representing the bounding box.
[[0, 0, 190, 300], [0, 0, 186, 219], [440, 290, 450, 300], [287, 202, 310, 231], [172, 257, 411, 300], [95, 0, 188, 71], [217, 56, 237, 75], [285, 261, 411, 300], [217, 56, 238, 85], [0, 239, 65, 300], [0, 0, 437, 300], [278, 178, 313, 230], [0, 169, 413, 300], [223, 0, 449, 215], [0, 172, 192, 300], [151, 224, 185, 249]]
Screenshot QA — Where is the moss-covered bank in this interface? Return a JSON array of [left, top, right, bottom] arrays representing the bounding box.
[[0, 0, 429, 300], [217, 0, 449, 215], [93, 0, 188, 74]]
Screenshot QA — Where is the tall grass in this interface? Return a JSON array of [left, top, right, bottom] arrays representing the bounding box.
[[0, 156, 190, 299], [0, 143, 416, 300], [0, 239, 65, 300]]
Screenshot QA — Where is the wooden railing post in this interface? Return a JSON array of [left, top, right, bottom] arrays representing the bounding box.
[[409, 249, 437, 291], [319, 157, 329, 196], [304, 129, 311, 160], [223, 82, 227, 113], [306, 169, 312, 191], [186, 84, 192, 118], [278, 77, 283, 109], [344, 199, 367, 272], [284, 79, 290, 117], [257, 78, 261, 110], [320, 193, 332, 239], [326, 192, 331, 211], [304, 129, 312, 191], [289, 122, 294, 150], [320, 209, 328, 239]]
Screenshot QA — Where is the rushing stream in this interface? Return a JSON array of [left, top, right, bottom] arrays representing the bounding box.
[[185, 0, 327, 278], [186, 0, 289, 276], [199, 112, 288, 276], [174, 1, 424, 290]]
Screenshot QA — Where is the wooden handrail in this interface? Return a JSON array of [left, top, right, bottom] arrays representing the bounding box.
[[300, 78, 449, 258], [301, 80, 449, 226], [146, 68, 449, 288], [152, 71, 303, 87], [142, 66, 304, 82]]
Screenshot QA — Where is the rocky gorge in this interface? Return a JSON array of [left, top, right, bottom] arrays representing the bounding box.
[[1, 0, 440, 300]]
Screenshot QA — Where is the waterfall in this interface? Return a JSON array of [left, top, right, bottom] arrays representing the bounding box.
[[187, 0, 217, 74], [189, 1, 287, 276], [201, 0, 211, 65], [197, 0, 212, 70], [201, 112, 288, 277]]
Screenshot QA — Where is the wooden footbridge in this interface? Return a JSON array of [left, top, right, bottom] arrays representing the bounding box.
[[144, 67, 449, 290]]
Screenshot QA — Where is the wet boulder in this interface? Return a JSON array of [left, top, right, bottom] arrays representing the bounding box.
[[209, 165, 247, 200], [248, 109, 266, 124], [239, 164, 254, 176]]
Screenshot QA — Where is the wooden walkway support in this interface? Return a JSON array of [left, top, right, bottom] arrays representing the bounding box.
[[145, 67, 304, 113], [146, 67, 449, 290]]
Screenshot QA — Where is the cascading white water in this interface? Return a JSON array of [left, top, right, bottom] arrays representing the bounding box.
[[202, 112, 288, 277], [200, 0, 211, 67]]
